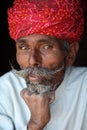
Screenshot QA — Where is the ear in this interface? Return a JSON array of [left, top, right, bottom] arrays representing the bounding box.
[[66, 42, 79, 66]]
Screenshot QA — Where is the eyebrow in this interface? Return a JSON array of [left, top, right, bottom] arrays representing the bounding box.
[[16, 39, 27, 44], [37, 39, 52, 44], [16, 38, 53, 45]]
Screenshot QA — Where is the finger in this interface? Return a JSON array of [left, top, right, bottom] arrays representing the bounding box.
[[47, 91, 55, 104], [20, 88, 32, 98]]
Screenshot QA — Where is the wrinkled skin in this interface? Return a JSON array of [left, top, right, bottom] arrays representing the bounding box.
[[16, 34, 79, 130]]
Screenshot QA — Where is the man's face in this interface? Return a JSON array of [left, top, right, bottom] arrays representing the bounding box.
[[16, 34, 67, 93]]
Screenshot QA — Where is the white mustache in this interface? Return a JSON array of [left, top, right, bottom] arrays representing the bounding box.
[[12, 64, 65, 80], [12, 64, 65, 94]]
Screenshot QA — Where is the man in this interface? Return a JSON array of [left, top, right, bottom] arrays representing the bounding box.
[[0, 0, 86, 130]]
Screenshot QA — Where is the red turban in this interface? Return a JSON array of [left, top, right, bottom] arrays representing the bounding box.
[[7, 0, 84, 43]]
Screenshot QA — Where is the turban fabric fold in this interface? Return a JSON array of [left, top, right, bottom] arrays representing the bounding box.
[[8, 0, 84, 43]]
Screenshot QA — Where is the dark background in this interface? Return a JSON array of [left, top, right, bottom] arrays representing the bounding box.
[[0, 0, 87, 76]]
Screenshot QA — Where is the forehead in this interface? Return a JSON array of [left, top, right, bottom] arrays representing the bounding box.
[[16, 34, 64, 45]]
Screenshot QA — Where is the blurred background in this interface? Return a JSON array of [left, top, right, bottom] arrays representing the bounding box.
[[0, 0, 87, 76]]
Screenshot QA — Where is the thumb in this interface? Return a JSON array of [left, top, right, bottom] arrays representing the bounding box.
[[48, 91, 55, 104], [20, 88, 31, 99]]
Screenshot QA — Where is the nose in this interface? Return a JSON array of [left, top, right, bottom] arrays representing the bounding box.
[[29, 49, 41, 67]]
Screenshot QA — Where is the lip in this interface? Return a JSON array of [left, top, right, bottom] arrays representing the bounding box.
[[28, 75, 42, 83]]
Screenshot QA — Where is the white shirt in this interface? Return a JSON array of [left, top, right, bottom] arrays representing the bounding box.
[[0, 66, 87, 130]]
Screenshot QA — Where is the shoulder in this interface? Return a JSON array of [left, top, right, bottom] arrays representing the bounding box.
[[0, 70, 27, 93], [65, 66, 87, 79], [64, 66, 87, 87], [0, 71, 28, 117], [0, 70, 20, 80]]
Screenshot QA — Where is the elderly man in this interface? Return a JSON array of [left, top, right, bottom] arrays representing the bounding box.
[[0, 0, 87, 130]]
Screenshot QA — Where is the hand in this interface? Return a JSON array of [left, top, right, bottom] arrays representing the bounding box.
[[20, 88, 55, 130]]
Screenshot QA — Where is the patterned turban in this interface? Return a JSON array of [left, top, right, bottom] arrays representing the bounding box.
[[7, 0, 84, 43]]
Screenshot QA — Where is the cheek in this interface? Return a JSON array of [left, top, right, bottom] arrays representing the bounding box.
[[16, 52, 29, 68], [42, 52, 65, 69]]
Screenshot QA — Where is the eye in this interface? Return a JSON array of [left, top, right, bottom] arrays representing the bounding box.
[[43, 45, 53, 50], [19, 45, 30, 50]]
